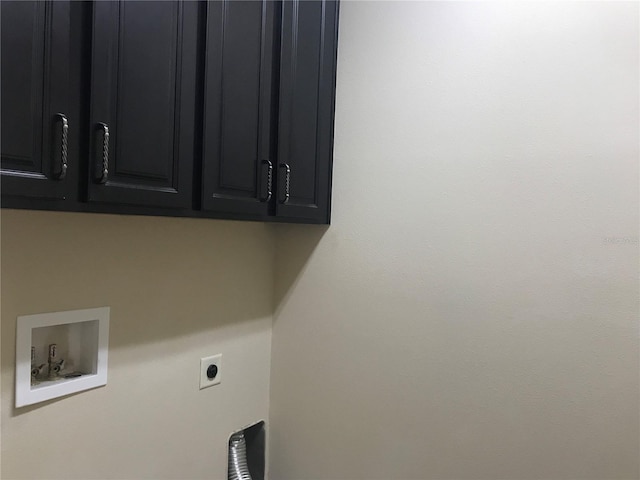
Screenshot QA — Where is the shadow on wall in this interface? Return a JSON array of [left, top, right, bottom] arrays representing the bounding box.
[[1, 209, 277, 415], [273, 224, 328, 319], [1, 210, 328, 422], [1, 209, 276, 340]]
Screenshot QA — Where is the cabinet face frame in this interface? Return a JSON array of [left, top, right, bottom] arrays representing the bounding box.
[[0, 0, 72, 201]]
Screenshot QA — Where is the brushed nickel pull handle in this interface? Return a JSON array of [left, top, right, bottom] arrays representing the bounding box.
[[95, 123, 109, 184], [279, 163, 291, 204], [261, 159, 273, 202], [53, 113, 68, 180]]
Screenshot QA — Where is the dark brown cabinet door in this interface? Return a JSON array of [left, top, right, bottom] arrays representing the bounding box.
[[1, 1, 71, 201], [87, 1, 199, 209], [275, 0, 339, 223], [201, 0, 278, 218]]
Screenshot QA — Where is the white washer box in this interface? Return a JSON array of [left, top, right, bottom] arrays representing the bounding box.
[[16, 307, 109, 408]]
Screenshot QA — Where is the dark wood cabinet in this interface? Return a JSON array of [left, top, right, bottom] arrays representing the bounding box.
[[1, 0, 339, 224], [201, 0, 278, 218], [1, 1, 71, 201], [276, 0, 338, 223], [87, 1, 199, 209]]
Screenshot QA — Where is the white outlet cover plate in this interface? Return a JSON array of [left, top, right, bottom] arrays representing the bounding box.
[[200, 354, 222, 389]]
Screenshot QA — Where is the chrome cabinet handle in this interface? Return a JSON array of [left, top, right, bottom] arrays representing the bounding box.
[[53, 113, 68, 180], [261, 160, 273, 202], [279, 163, 291, 204], [95, 123, 109, 184]]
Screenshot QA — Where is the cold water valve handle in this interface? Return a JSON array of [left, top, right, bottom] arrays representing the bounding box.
[[47, 344, 65, 380]]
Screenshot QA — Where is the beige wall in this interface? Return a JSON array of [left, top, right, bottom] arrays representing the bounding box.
[[269, 2, 639, 479], [1, 210, 274, 479]]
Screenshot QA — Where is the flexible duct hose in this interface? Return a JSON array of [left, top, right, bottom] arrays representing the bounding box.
[[228, 432, 252, 480]]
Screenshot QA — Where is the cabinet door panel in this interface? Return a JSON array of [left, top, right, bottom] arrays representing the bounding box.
[[201, 0, 277, 217], [276, 0, 338, 223], [87, 1, 198, 209], [1, 1, 71, 200]]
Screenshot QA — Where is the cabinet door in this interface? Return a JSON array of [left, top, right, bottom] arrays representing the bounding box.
[[87, 1, 198, 209], [201, 0, 278, 217], [276, 0, 339, 223], [1, 1, 71, 200]]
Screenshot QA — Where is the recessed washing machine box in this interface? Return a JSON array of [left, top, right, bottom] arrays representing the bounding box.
[[15, 307, 109, 407]]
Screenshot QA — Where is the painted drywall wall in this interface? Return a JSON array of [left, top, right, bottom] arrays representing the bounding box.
[[269, 2, 639, 479], [1, 210, 274, 479]]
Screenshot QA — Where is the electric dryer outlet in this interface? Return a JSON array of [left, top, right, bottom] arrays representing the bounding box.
[[199, 354, 222, 389]]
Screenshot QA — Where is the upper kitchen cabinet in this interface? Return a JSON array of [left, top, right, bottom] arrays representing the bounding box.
[[1, 1, 71, 201], [87, 1, 199, 209], [275, 0, 339, 223], [1, 0, 340, 224], [201, 0, 279, 218]]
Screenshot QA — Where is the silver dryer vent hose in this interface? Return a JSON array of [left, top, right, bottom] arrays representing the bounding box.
[[228, 432, 252, 480]]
